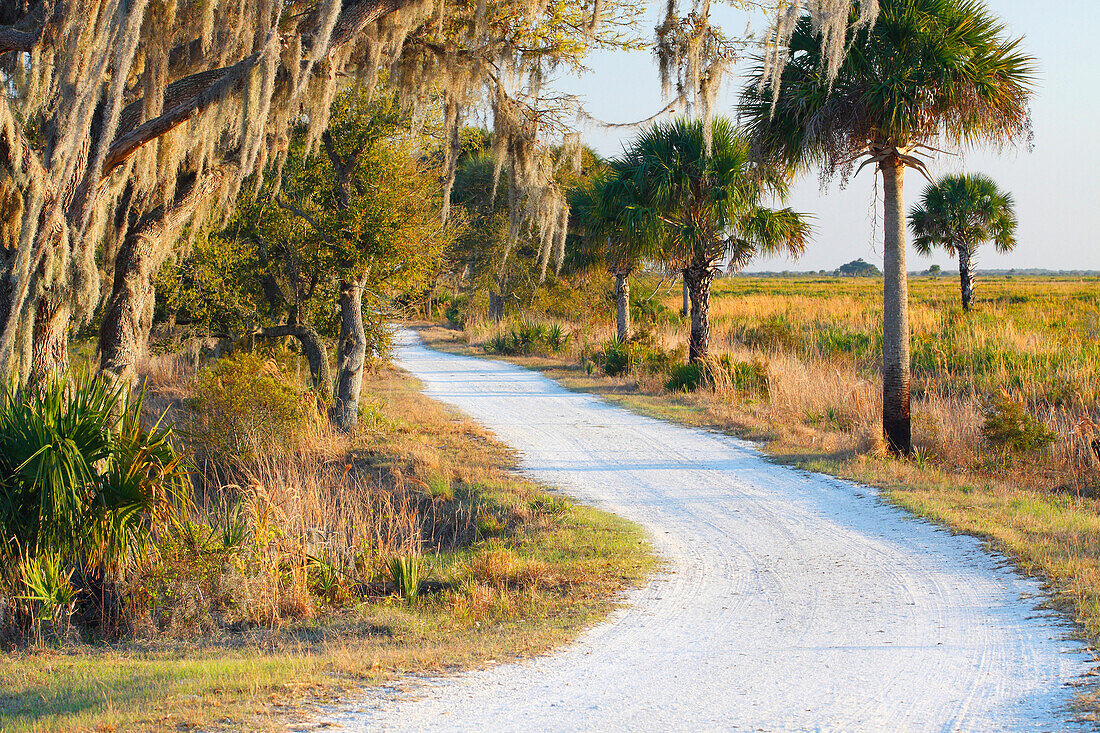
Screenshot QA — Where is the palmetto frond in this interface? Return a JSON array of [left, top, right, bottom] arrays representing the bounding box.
[[739, 0, 1036, 179], [594, 117, 810, 272]]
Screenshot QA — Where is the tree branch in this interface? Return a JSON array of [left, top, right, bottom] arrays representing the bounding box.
[[101, 0, 410, 181], [276, 195, 336, 246], [102, 50, 266, 178], [0, 25, 39, 53]]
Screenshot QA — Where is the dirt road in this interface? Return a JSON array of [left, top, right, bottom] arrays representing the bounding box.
[[326, 330, 1090, 731]]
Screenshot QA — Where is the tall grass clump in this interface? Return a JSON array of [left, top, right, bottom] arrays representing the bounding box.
[[587, 338, 683, 378], [666, 356, 768, 395], [388, 554, 424, 604]]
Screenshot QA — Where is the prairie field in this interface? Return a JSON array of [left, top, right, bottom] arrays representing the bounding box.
[[439, 273, 1100, 642], [665, 275, 1100, 487]]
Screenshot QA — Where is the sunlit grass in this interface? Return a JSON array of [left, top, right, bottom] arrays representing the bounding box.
[[0, 367, 655, 732]]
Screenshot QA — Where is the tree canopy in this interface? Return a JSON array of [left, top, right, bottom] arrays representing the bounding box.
[[0, 0, 642, 381]]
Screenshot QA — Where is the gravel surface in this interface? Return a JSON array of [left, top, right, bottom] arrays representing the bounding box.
[[324, 330, 1091, 732]]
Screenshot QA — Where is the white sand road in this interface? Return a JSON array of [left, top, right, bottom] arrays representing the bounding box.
[[323, 329, 1093, 732]]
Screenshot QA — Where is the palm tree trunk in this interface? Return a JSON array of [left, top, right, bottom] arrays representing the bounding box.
[[615, 271, 631, 341], [881, 158, 912, 456], [681, 275, 690, 318], [682, 265, 712, 362], [330, 278, 366, 430], [958, 245, 974, 312]]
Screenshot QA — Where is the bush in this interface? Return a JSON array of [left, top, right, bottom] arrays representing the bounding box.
[[444, 294, 470, 328], [599, 339, 631, 377], [982, 392, 1057, 454], [483, 320, 572, 357], [631, 343, 684, 376], [18, 553, 78, 640], [713, 355, 769, 396], [0, 373, 188, 577], [588, 338, 684, 379], [388, 554, 424, 604], [666, 356, 769, 395], [666, 362, 705, 391], [188, 351, 319, 461]]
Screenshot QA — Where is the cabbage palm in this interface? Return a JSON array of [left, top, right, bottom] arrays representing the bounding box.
[[621, 118, 810, 361], [910, 173, 1017, 311], [740, 0, 1035, 454], [571, 160, 653, 341]]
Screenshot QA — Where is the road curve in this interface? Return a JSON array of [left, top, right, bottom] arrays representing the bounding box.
[[326, 330, 1091, 732]]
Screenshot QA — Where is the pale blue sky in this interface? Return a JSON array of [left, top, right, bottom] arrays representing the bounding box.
[[554, 1, 1100, 272]]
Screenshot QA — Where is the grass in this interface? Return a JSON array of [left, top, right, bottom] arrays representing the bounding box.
[[427, 274, 1100, 656], [0, 365, 655, 732]]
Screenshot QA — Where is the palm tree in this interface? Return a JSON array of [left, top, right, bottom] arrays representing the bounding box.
[[571, 161, 653, 341], [621, 117, 810, 361], [910, 173, 1017, 311], [740, 0, 1035, 455]]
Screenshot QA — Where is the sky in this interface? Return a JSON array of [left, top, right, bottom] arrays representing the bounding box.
[[551, 1, 1100, 272]]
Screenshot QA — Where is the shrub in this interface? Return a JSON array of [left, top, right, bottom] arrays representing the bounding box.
[[665, 356, 769, 395], [599, 339, 631, 377], [388, 554, 424, 604], [188, 351, 319, 461], [713, 355, 769, 396], [18, 553, 78, 640], [631, 343, 684, 376], [982, 392, 1057, 455], [544, 324, 571, 353], [632, 294, 676, 327], [666, 362, 705, 392], [445, 294, 470, 328], [483, 320, 571, 357], [0, 373, 188, 579], [588, 337, 682, 379], [485, 334, 510, 354]]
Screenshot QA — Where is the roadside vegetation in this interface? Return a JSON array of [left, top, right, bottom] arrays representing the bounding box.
[[0, 0, 1092, 726], [432, 272, 1100, 638], [0, 350, 653, 731]]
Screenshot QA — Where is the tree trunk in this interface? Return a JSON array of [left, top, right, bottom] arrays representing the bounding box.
[[682, 265, 713, 363], [99, 165, 231, 384], [880, 158, 912, 456], [98, 232, 159, 384], [254, 325, 332, 403], [681, 276, 690, 318], [614, 271, 631, 342], [958, 245, 974, 312], [488, 291, 504, 322], [31, 296, 70, 383], [330, 278, 366, 430]]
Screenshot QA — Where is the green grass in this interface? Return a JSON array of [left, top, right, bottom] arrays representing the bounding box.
[[696, 275, 1100, 404]]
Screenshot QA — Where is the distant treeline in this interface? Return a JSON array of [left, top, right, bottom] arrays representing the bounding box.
[[737, 268, 1100, 278]]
